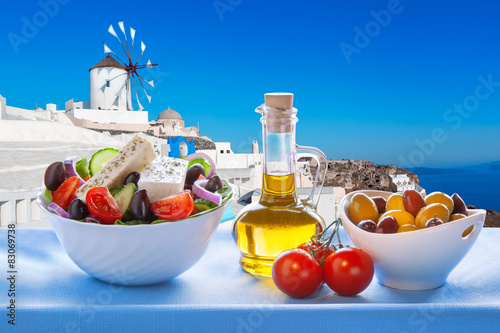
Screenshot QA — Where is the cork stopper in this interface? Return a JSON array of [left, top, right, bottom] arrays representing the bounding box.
[[265, 93, 294, 110], [260, 93, 297, 133]]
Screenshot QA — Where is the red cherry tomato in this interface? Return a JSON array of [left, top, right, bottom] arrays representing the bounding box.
[[151, 192, 194, 220], [52, 176, 80, 209], [297, 242, 335, 264], [272, 249, 323, 298], [323, 247, 374, 296], [86, 187, 122, 224]]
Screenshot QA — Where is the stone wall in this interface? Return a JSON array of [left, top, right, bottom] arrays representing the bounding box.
[[88, 128, 216, 150]]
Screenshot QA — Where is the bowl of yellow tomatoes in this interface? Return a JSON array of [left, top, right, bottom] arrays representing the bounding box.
[[340, 190, 486, 290]]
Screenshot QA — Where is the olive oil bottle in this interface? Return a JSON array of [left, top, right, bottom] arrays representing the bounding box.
[[232, 93, 327, 276]]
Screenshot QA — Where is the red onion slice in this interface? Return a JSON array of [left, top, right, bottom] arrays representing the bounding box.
[[193, 179, 222, 205], [183, 152, 216, 179], [48, 202, 70, 219], [64, 157, 85, 187], [176, 189, 192, 195], [85, 214, 105, 224]]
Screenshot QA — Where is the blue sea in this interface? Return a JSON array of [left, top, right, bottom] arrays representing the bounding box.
[[416, 169, 500, 211]]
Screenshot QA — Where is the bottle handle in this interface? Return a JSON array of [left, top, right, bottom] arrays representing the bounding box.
[[296, 144, 328, 209]]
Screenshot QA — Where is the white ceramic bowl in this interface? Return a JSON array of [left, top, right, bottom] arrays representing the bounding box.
[[340, 190, 486, 290], [37, 188, 233, 286]]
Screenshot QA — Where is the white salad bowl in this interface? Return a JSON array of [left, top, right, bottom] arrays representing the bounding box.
[[340, 190, 486, 290], [37, 187, 233, 286]]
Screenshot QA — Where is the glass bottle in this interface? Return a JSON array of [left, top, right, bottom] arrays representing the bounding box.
[[232, 93, 327, 276]]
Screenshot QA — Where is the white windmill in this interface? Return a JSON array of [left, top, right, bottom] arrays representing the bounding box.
[[89, 21, 158, 112]]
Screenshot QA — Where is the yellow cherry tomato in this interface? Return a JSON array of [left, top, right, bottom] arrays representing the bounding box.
[[450, 213, 467, 221], [425, 192, 454, 215], [397, 224, 419, 233], [348, 193, 379, 225], [415, 203, 450, 229], [379, 210, 415, 228], [386, 193, 406, 212]]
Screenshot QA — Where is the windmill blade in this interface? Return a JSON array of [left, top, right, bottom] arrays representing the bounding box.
[[146, 59, 152, 67], [115, 72, 131, 96], [127, 81, 133, 111], [111, 95, 120, 108], [129, 27, 136, 59], [103, 43, 128, 66], [103, 43, 113, 54], [103, 43, 127, 66], [109, 22, 130, 62], [132, 75, 144, 111], [118, 21, 127, 40], [130, 27, 136, 44], [135, 41, 147, 65], [137, 96, 144, 111], [135, 72, 152, 87], [118, 21, 131, 59], [108, 24, 119, 39], [135, 75, 152, 104]]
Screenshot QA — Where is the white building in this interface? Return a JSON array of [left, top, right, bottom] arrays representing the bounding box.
[[89, 54, 128, 111], [199, 141, 263, 188], [66, 54, 149, 125], [390, 174, 425, 195], [0, 94, 6, 119], [199, 140, 315, 190]]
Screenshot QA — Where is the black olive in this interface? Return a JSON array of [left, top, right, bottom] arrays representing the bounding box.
[[124, 171, 140, 186], [129, 189, 151, 221], [68, 198, 89, 220], [44, 161, 66, 191], [185, 164, 205, 187], [205, 175, 223, 193]]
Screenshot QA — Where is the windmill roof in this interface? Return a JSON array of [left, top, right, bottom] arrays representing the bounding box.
[[89, 54, 127, 71]]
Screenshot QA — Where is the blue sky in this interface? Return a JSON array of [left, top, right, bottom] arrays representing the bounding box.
[[1, 0, 499, 168]]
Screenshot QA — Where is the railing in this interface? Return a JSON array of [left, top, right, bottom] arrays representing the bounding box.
[[0, 191, 45, 226]]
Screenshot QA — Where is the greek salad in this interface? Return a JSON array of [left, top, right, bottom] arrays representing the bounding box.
[[43, 135, 232, 225]]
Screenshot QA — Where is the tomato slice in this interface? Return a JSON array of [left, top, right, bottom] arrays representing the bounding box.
[[86, 187, 122, 224], [52, 176, 80, 209], [151, 192, 194, 220]]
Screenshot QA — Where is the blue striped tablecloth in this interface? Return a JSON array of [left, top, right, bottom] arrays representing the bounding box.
[[1, 210, 499, 333]]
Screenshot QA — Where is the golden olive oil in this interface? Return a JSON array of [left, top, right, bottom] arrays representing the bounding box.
[[234, 173, 324, 276]]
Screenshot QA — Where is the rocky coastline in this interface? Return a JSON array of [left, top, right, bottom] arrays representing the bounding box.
[[311, 159, 500, 227]]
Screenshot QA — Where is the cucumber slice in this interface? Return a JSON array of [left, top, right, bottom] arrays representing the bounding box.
[[216, 186, 231, 198], [44, 188, 53, 202], [194, 198, 218, 209], [75, 157, 89, 179], [194, 202, 212, 213], [89, 148, 119, 177], [112, 183, 137, 218], [109, 185, 126, 196]]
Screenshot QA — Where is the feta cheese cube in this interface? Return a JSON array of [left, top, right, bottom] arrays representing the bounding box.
[[76, 134, 156, 200], [138, 155, 189, 202]]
